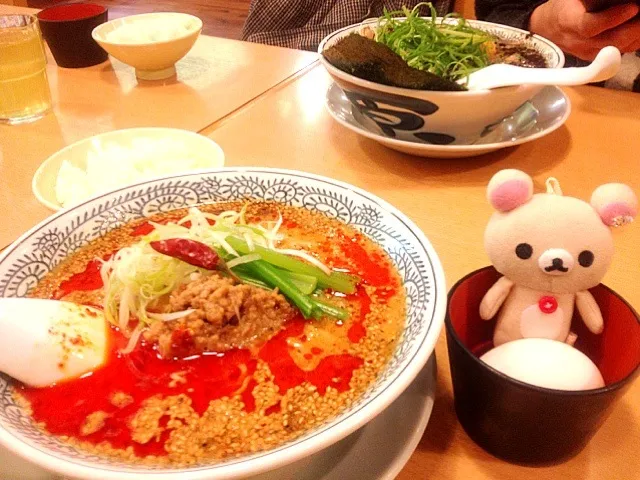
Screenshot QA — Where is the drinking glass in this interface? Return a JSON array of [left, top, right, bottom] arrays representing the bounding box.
[[0, 15, 52, 125]]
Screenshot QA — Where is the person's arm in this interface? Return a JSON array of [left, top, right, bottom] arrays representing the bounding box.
[[477, 0, 640, 60], [529, 0, 640, 59]]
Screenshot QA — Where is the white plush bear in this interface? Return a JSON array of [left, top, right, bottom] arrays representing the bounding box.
[[480, 169, 637, 347]]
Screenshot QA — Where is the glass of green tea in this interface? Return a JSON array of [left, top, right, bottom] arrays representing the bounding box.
[[0, 15, 52, 125]]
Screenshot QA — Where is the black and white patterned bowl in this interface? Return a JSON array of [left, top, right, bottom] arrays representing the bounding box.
[[319, 19, 565, 145], [0, 168, 446, 479]]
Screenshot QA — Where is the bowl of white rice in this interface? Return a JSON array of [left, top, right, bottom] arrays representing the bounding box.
[[32, 127, 225, 211], [92, 13, 202, 80]]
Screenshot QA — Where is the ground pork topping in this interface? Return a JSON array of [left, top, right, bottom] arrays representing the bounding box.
[[144, 274, 294, 358], [80, 411, 110, 436]]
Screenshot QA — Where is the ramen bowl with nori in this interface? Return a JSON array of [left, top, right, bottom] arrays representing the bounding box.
[[319, 12, 565, 145], [0, 168, 445, 479]]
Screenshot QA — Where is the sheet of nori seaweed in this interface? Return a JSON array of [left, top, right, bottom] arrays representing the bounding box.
[[323, 34, 465, 92]]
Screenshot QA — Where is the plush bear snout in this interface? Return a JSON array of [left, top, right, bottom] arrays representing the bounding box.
[[538, 248, 575, 275]]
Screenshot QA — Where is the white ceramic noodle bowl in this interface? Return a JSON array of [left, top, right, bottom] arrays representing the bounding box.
[[0, 168, 446, 479], [319, 19, 565, 144]]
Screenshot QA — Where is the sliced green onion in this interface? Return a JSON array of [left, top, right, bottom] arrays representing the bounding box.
[[375, 2, 493, 81], [121, 323, 145, 354], [226, 253, 261, 269], [100, 242, 203, 330]]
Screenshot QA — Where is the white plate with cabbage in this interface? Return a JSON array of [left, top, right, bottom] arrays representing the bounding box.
[[32, 127, 225, 211]]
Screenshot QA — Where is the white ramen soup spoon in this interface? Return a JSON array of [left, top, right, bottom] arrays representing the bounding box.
[[463, 45, 621, 90], [0, 298, 107, 387]]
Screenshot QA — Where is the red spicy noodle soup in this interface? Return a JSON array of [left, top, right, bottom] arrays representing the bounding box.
[[18, 201, 405, 466]]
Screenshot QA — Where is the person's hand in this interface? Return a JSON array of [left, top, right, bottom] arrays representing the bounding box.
[[529, 0, 640, 60]]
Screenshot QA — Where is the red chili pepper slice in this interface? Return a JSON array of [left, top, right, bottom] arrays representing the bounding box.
[[150, 238, 219, 270]]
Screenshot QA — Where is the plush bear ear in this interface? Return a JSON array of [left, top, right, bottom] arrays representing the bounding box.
[[487, 169, 534, 212], [591, 183, 638, 227]]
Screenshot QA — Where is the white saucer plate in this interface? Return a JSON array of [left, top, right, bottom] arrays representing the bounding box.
[[326, 83, 571, 158], [0, 357, 436, 480]]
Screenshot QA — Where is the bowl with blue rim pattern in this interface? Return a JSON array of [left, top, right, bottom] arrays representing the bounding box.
[[319, 19, 565, 146], [0, 167, 446, 479]]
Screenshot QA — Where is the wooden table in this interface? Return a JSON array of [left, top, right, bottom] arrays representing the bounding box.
[[0, 1, 28, 6], [201, 65, 640, 480], [0, 4, 317, 247], [1, 3, 639, 477]]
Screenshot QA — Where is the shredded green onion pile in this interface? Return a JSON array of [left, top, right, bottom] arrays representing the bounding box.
[[100, 206, 359, 352], [375, 2, 494, 81]]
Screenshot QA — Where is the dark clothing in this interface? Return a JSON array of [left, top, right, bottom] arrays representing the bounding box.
[[475, 0, 547, 30], [241, 0, 453, 51]]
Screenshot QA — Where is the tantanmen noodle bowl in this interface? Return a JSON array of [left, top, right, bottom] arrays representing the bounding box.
[[0, 168, 445, 479]]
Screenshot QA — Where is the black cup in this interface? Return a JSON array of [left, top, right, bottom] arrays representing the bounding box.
[[446, 266, 640, 464], [37, 3, 108, 68]]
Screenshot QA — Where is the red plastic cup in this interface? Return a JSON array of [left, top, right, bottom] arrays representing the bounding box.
[[446, 266, 640, 464], [37, 3, 108, 68]]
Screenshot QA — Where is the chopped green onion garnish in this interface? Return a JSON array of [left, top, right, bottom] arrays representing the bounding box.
[[375, 2, 493, 81]]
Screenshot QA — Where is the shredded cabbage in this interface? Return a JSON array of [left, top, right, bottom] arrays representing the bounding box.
[[55, 136, 223, 209]]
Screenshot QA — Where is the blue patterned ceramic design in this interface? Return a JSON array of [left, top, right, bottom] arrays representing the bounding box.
[[344, 90, 456, 145], [326, 83, 571, 158], [0, 168, 446, 479]]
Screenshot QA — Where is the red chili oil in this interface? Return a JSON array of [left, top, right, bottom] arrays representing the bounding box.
[[20, 317, 364, 457], [54, 258, 105, 298], [337, 233, 393, 288], [347, 286, 371, 344], [20, 329, 257, 456]]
